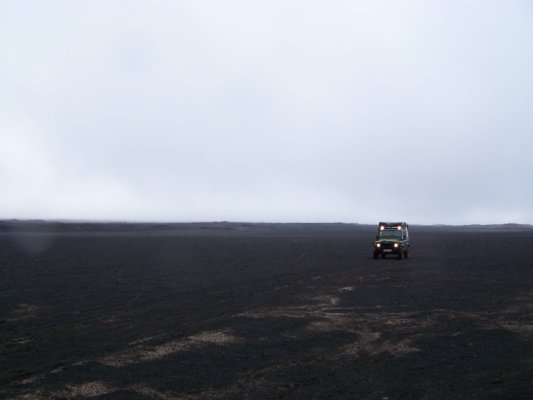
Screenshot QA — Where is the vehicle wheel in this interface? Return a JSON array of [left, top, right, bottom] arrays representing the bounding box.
[[381, 253, 386, 259], [398, 250, 404, 260], [373, 251, 379, 259], [404, 250, 409, 259]]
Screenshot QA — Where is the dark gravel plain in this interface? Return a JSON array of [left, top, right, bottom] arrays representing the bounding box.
[[1, 221, 532, 399]]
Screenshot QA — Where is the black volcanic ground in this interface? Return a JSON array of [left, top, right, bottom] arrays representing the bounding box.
[[1, 222, 532, 399]]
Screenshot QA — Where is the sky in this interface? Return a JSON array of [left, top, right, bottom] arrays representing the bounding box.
[[1, 1, 533, 224]]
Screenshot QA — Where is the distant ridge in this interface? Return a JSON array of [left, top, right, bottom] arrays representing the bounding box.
[[410, 223, 533, 231], [1, 220, 532, 235], [0, 220, 374, 236]]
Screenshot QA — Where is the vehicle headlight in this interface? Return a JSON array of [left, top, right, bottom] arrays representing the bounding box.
[[376, 243, 381, 248], [393, 243, 399, 248]]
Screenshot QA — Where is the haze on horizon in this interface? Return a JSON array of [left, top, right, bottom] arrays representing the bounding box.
[[1, 1, 532, 225]]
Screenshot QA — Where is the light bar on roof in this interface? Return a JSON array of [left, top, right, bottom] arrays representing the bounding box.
[[378, 222, 407, 230]]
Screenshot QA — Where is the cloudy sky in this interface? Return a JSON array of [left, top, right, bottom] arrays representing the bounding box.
[[1, 1, 532, 224]]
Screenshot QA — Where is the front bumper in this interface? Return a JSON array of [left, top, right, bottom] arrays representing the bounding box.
[[374, 242, 403, 254]]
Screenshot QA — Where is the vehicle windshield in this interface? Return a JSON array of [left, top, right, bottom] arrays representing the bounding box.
[[378, 230, 403, 240]]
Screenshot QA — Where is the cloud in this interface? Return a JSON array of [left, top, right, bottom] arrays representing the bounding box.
[[1, 1, 532, 223]]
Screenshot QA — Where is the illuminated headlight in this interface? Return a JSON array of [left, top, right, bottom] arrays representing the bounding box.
[[376, 243, 381, 248], [380, 226, 385, 230], [397, 226, 402, 230], [393, 243, 399, 248]]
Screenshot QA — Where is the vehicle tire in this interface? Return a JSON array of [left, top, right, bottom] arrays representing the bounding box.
[[373, 250, 379, 259], [381, 253, 386, 259], [404, 250, 409, 259], [398, 249, 404, 260]]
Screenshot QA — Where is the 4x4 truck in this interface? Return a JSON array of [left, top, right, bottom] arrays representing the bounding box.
[[373, 222, 410, 260]]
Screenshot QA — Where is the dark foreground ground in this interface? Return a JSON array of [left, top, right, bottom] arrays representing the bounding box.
[[1, 222, 532, 399]]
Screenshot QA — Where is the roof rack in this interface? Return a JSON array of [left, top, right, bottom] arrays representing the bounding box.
[[378, 222, 408, 230]]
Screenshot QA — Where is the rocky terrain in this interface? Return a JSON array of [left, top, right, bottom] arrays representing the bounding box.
[[1, 222, 532, 399]]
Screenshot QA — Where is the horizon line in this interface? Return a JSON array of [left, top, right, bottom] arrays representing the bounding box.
[[1, 218, 532, 228]]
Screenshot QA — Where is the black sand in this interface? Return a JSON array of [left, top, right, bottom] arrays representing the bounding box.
[[1, 222, 532, 399]]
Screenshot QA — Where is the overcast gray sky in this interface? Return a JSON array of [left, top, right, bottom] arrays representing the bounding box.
[[1, 1, 532, 224]]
